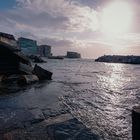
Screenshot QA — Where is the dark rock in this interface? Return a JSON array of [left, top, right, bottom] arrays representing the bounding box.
[[28, 55, 46, 63], [29, 108, 45, 124], [46, 118, 101, 140], [0, 75, 7, 83], [17, 74, 39, 85], [55, 130, 70, 140], [74, 129, 99, 140], [132, 106, 140, 140], [0, 108, 31, 133], [0, 108, 45, 134], [30, 119, 44, 125], [0, 41, 31, 75], [33, 64, 52, 80]]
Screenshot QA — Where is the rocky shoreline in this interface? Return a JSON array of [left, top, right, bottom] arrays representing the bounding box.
[[0, 107, 101, 140], [0, 80, 101, 140]]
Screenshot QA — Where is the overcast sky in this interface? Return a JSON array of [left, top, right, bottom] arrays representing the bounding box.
[[0, 0, 140, 58]]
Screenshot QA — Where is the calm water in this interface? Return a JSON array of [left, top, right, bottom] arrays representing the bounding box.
[[0, 59, 140, 140]]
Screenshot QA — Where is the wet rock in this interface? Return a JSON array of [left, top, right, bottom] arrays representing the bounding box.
[[46, 117, 101, 140], [42, 109, 52, 119], [18, 74, 39, 85], [0, 113, 102, 140], [132, 106, 140, 140], [0, 108, 45, 134], [3, 129, 50, 140], [30, 109, 45, 120], [28, 108, 45, 124], [3, 133, 12, 140], [74, 129, 99, 140], [0, 108, 31, 133], [2, 114, 74, 140], [42, 108, 69, 119], [28, 55, 46, 63], [0, 75, 7, 83], [30, 119, 44, 125], [33, 64, 52, 80], [54, 130, 70, 140]]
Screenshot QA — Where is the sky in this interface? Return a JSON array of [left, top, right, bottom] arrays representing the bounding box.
[[0, 0, 140, 58]]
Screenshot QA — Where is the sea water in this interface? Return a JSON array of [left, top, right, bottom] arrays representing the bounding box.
[[0, 59, 140, 140]]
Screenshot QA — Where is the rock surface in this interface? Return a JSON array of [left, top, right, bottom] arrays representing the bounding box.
[[0, 112, 101, 140]]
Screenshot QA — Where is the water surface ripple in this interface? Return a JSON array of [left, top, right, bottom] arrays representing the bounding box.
[[52, 59, 140, 140], [0, 59, 140, 140]]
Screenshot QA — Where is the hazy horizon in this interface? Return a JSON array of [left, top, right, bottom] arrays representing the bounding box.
[[0, 0, 140, 58]]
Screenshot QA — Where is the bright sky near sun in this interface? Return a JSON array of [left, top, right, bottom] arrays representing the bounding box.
[[101, 1, 133, 34], [0, 0, 139, 58]]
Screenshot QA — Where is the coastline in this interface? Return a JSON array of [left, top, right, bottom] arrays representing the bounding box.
[[0, 101, 101, 140], [0, 78, 101, 140]]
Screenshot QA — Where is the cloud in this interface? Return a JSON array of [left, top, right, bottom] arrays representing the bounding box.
[[39, 37, 74, 48], [1, 0, 140, 34], [68, 0, 111, 9], [7, 0, 98, 32], [0, 0, 140, 57], [14, 31, 74, 48]]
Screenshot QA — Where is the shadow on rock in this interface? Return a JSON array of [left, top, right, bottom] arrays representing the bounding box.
[[46, 118, 101, 140]]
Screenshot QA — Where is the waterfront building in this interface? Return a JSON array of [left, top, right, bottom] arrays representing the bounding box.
[[66, 51, 81, 58], [38, 45, 52, 57], [18, 37, 37, 55]]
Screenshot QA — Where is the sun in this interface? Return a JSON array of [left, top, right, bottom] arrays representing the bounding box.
[[101, 1, 133, 35]]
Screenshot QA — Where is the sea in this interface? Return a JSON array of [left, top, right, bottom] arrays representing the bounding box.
[[0, 58, 140, 140]]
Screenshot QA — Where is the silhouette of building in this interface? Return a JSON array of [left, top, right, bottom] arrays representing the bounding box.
[[18, 37, 37, 55], [38, 45, 52, 57], [66, 51, 81, 58]]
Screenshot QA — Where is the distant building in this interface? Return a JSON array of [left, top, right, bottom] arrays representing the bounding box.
[[66, 51, 81, 58], [38, 45, 52, 57], [0, 32, 19, 49], [18, 37, 37, 55]]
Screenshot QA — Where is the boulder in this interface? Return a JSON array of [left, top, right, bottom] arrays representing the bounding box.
[[18, 74, 39, 85], [0, 75, 7, 82], [132, 106, 140, 140], [33, 64, 52, 80]]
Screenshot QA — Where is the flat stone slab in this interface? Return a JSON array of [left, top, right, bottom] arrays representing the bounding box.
[[46, 115, 101, 140], [1, 113, 102, 140], [0, 108, 45, 134]]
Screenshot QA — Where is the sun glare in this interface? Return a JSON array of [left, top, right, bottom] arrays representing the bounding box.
[[101, 1, 133, 35]]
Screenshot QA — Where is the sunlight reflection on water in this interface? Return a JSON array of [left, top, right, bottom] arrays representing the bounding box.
[[61, 60, 140, 140]]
